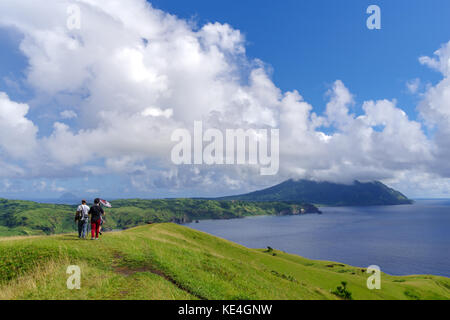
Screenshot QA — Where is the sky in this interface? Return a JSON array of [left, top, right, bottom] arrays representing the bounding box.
[[0, 0, 450, 200]]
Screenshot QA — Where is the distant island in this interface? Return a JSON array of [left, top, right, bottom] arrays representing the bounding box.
[[217, 179, 412, 206]]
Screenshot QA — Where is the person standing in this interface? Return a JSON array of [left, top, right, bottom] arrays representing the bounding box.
[[89, 198, 104, 240], [99, 212, 105, 236], [76, 200, 90, 239], [98, 199, 111, 236]]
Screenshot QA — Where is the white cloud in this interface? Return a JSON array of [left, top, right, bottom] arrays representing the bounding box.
[[33, 180, 47, 191], [50, 181, 66, 193], [141, 107, 173, 118], [278, 82, 432, 184], [0, 92, 38, 159], [419, 42, 450, 76], [0, 161, 25, 179], [406, 78, 421, 94], [0, 179, 24, 193], [0, 0, 448, 196], [418, 41, 450, 177], [60, 110, 77, 119]]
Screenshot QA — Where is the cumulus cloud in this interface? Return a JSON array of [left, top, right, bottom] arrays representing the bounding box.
[[419, 42, 450, 75], [0, 92, 38, 159], [278, 81, 432, 184], [60, 110, 77, 119], [418, 41, 450, 177], [0, 0, 448, 196], [406, 78, 421, 94]]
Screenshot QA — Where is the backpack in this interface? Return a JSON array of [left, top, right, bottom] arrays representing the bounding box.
[[75, 205, 85, 222], [75, 209, 81, 222]]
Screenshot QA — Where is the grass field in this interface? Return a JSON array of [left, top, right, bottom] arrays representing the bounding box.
[[0, 223, 448, 300]]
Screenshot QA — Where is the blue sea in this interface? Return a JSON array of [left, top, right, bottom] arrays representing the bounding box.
[[185, 200, 450, 277]]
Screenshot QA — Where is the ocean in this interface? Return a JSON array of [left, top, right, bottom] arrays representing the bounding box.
[[185, 200, 450, 277]]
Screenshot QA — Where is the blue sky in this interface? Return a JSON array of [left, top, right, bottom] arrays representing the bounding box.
[[0, 0, 450, 200], [150, 0, 450, 119]]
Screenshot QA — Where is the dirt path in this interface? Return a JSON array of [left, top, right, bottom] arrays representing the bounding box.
[[111, 252, 207, 300]]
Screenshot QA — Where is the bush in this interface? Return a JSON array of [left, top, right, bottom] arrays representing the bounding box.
[[332, 281, 353, 300]]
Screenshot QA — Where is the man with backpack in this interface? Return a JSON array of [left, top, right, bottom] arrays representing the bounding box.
[[75, 200, 90, 239], [89, 198, 104, 240]]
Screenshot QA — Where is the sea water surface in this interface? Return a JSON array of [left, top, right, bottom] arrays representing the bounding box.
[[185, 200, 450, 277]]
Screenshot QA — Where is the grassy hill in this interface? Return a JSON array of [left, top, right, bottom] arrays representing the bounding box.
[[0, 198, 319, 237], [0, 223, 448, 300], [219, 180, 413, 206], [0, 199, 75, 237]]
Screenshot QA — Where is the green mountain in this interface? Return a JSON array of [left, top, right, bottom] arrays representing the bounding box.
[[0, 198, 319, 237], [0, 223, 448, 300], [0, 199, 75, 237], [218, 180, 412, 206]]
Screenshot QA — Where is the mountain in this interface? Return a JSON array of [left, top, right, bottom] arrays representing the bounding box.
[[218, 180, 412, 206], [0, 199, 75, 237], [0, 223, 448, 300], [58, 192, 79, 203]]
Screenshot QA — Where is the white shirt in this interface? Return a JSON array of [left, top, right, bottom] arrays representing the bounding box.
[[77, 204, 90, 220]]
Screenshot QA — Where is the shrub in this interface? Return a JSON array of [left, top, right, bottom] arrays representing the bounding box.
[[332, 281, 353, 300], [404, 290, 420, 300]]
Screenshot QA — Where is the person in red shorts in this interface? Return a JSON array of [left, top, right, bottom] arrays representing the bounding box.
[[89, 198, 104, 240]]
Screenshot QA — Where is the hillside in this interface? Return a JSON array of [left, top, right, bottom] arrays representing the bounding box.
[[0, 223, 448, 300], [0, 199, 75, 237], [0, 198, 319, 237], [219, 180, 413, 206]]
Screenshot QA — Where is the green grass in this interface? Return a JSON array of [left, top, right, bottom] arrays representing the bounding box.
[[0, 223, 448, 300]]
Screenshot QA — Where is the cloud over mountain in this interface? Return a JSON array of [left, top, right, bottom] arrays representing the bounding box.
[[0, 0, 449, 197]]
